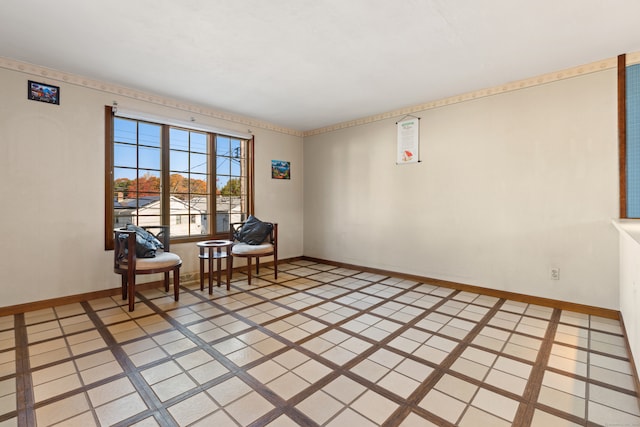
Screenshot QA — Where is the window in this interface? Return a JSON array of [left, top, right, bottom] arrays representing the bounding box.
[[105, 106, 254, 249], [623, 61, 640, 217]]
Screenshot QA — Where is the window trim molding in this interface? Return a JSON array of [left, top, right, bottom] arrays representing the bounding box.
[[105, 105, 115, 250], [619, 53, 628, 219]]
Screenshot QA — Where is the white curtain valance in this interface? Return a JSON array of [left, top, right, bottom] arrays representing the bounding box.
[[114, 108, 252, 140]]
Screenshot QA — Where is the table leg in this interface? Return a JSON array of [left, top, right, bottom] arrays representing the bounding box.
[[226, 254, 231, 290], [216, 247, 222, 288], [208, 250, 213, 294], [199, 248, 204, 291]]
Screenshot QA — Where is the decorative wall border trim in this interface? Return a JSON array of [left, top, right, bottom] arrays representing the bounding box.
[[0, 56, 304, 138], [3, 52, 639, 139], [304, 54, 636, 137]]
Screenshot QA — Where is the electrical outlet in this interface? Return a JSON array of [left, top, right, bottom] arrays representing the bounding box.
[[550, 268, 560, 280]]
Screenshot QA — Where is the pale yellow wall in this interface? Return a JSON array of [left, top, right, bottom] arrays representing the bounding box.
[[0, 66, 304, 307], [304, 70, 620, 309]]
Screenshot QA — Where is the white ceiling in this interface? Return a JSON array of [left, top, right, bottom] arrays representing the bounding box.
[[2, 0, 640, 131]]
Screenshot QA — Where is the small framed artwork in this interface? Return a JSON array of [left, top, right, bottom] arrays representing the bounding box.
[[28, 80, 60, 105], [272, 160, 290, 180]]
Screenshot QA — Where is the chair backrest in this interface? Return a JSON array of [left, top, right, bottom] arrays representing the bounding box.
[[113, 225, 171, 270]]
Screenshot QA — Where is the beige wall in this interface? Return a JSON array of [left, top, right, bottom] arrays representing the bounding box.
[[0, 66, 304, 307], [304, 69, 620, 309]]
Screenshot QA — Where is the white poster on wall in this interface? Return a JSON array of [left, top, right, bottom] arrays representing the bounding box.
[[396, 117, 419, 164]]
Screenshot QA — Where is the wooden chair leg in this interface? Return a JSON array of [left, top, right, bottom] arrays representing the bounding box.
[[164, 272, 170, 292], [247, 257, 252, 285], [274, 254, 278, 280], [121, 275, 127, 300], [256, 257, 260, 275], [173, 267, 180, 301], [128, 270, 136, 312]]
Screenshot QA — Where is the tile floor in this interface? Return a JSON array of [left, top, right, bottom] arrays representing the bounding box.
[[0, 259, 639, 426]]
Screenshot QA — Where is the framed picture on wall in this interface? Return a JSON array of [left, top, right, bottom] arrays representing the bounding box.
[[272, 160, 290, 179], [28, 80, 60, 105]]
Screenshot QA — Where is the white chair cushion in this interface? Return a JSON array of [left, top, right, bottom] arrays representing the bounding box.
[[135, 252, 182, 270], [232, 242, 274, 256]]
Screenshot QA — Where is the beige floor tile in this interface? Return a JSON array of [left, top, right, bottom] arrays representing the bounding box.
[[493, 356, 532, 379], [95, 392, 148, 426], [450, 357, 490, 381], [589, 384, 640, 415], [190, 409, 236, 426], [32, 361, 76, 386], [296, 390, 344, 424], [167, 391, 218, 426], [0, 393, 16, 416], [425, 335, 458, 352], [292, 359, 332, 383], [351, 359, 390, 383], [471, 388, 519, 421], [35, 393, 90, 427], [530, 409, 582, 427], [461, 347, 497, 367], [419, 389, 466, 424], [537, 386, 585, 418], [502, 342, 538, 362], [88, 377, 135, 407], [485, 369, 527, 395], [399, 412, 440, 427], [412, 344, 449, 364], [207, 376, 252, 406], [152, 373, 197, 402], [224, 391, 275, 426], [33, 373, 82, 402], [458, 406, 511, 427], [351, 389, 399, 425], [434, 374, 478, 403], [80, 360, 123, 385], [226, 346, 264, 366], [377, 370, 421, 398], [267, 371, 310, 400], [588, 400, 640, 426]]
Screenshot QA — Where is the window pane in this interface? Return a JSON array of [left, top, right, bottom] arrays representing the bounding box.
[[216, 136, 230, 156], [230, 157, 241, 177], [139, 123, 161, 147], [191, 132, 207, 153], [169, 173, 188, 196], [190, 174, 208, 194], [114, 143, 136, 168], [138, 215, 161, 227], [190, 153, 207, 174], [170, 150, 189, 173], [114, 118, 136, 144], [199, 214, 210, 235], [139, 146, 160, 170], [217, 156, 230, 175], [170, 128, 189, 151], [230, 139, 242, 158], [114, 167, 136, 181]]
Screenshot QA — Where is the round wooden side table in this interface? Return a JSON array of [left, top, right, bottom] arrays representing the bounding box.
[[197, 240, 233, 293]]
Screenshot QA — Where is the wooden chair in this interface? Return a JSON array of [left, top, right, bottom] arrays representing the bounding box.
[[230, 220, 277, 285], [114, 225, 182, 311]]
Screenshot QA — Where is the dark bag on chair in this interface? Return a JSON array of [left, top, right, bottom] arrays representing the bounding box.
[[235, 216, 273, 245], [126, 224, 164, 258]]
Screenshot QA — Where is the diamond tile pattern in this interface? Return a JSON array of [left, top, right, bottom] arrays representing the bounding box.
[[0, 260, 639, 426]]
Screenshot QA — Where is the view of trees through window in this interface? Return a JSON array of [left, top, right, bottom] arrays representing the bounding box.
[[109, 115, 250, 241]]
